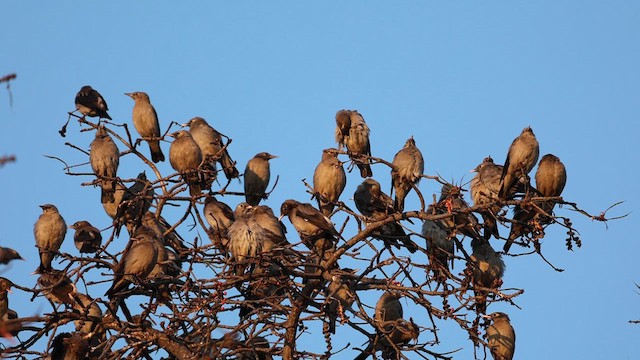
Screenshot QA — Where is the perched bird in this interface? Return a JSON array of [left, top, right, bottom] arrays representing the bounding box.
[[102, 182, 126, 220], [470, 157, 503, 240], [421, 218, 454, 277], [141, 211, 186, 254], [114, 172, 154, 237], [34, 204, 67, 273], [354, 178, 418, 253], [504, 154, 567, 253], [227, 203, 263, 275], [51, 332, 89, 360], [485, 312, 516, 360], [0, 247, 23, 265], [238, 336, 274, 360], [125, 91, 165, 163], [534, 154, 567, 221], [470, 238, 505, 314], [203, 196, 235, 250], [391, 137, 424, 212], [335, 110, 372, 178], [69, 221, 102, 254], [72, 293, 103, 337], [90, 126, 120, 203], [325, 269, 357, 334], [355, 291, 419, 360], [169, 130, 203, 196], [244, 152, 277, 206], [4, 309, 21, 337], [105, 227, 159, 297], [279, 199, 338, 256], [313, 148, 346, 217], [75, 85, 111, 120], [37, 270, 78, 305], [0, 278, 11, 326], [498, 127, 539, 199], [251, 205, 289, 252], [184, 117, 239, 181], [437, 184, 482, 241]]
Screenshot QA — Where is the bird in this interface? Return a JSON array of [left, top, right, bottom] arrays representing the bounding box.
[[101, 182, 126, 220], [503, 154, 567, 253], [114, 172, 154, 237], [470, 156, 503, 240], [534, 154, 567, 221], [251, 205, 289, 252], [184, 117, 239, 181], [51, 332, 90, 360], [470, 238, 505, 314], [72, 293, 103, 337], [436, 184, 482, 240], [244, 152, 277, 206], [421, 218, 454, 278], [105, 227, 159, 297], [37, 270, 77, 305], [334, 109, 372, 178], [279, 199, 338, 256], [34, 204, 67, 273], [354, 178, 418, 253], [69, 221, 102, 254], [227, 203, 263, 276], [125, 91, 165, 163], [498, 127, 539, 199], [355, 291, 419, 360], [169, 130, 203, 196], [0, 278, 11, 327], [238, 336, 274, 360], [74, 85, 111, 120], [312, 148, 346, 217], [391, 137, 424, 212], [0, 247, 23, 265], [141, 211, 186, 254], [89, 125, 120, 203], [484, 312, 516, 360], [203, 195, 235, 250]]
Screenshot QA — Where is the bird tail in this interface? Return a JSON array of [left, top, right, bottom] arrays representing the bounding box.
[[482, 213, 499, 240], [149, 141, 165, 163], [358, 163, 373, 178], [37, 252, 54, 274], [394, 192, 406, 213], [219, 150, 240, 180], [100, 181, 116, 204]]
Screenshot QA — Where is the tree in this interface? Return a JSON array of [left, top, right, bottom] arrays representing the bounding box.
[[0, 106, 621, 360]]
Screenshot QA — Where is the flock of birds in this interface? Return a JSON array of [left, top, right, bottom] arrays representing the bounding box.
[[2, 85, 569, 359]]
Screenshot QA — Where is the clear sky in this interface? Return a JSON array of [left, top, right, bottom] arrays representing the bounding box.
[[1, 2, 639, 359]]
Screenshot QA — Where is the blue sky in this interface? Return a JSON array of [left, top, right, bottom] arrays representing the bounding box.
[[1, 2, 639, 358]]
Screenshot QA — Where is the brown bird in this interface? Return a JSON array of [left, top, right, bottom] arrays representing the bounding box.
[[141, 211, 186, 254], [69, 221, 102, 254], [335, 109, 372, 178], [0, 247, 23, 265], [90, 126, 120, 204], [102, 182, 126, 220], [227, 203, 263, 275], [355, 291, 419, 360], [251, 205, 289, 252], [498, 127, 539, 199], [125, 91, 165, 163], [484, 312, 516, 360], [184, 117, 239, 181], [114, 172, 154, 237], [535, 154, 567, 221], [422, 218, 455, 278], [105, 227, 159, 297], [238, 336, 274, 360], [244, 152, 277, 206], [313, 148, 346, 217], [325, 269, 357, 334], [34, 204, 67, 273], [37, 270, 77, 305], [169, 130, 203, 196], [391, 137, 424, 212], [470, 156, 504, 240], [75, 85, 111, 120], [203, 196, 235, 250], [4, 309, 20, 338], [504, 154, 567, 253], [0, 278, 11, 335], [436, 184, 482, 241], [279, 199, 338, 256], [354, 178, 418, 253], [51, 332, 90, 360], [72, 293, 103, 337], [470, 238, 505, 314]]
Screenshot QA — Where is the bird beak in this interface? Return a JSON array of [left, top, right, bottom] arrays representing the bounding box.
[[277, 214, 285, 222], [270, 155, 279, 160], [470, 169, 477, 173], [39, 205, 46, 210], [481, 314, 491, 319], [168, 132, 177, 138], [181, 123, 189, 128], [124, 92, 134, 98]]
